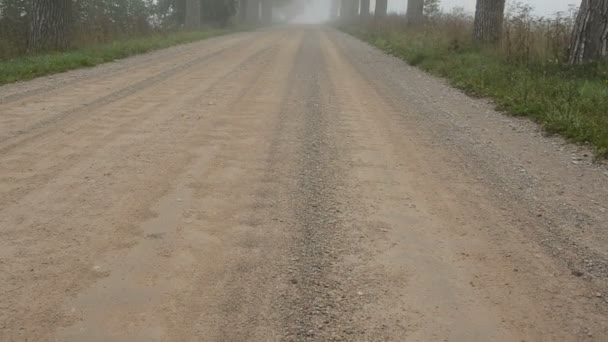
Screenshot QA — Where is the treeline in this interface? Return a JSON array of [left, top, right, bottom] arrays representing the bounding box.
[[0, 0, 295, 59], [335, 0, 608, 65]]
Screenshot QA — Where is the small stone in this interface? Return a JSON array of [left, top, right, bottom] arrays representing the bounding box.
[[572, 270, 584, 277], [177, 198, 183, 202], [596, 292, 602, 298], [357, 291, 364, 296]]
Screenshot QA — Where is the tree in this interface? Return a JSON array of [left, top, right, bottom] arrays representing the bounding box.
[[246, 0, 259, 23], [405, 0, 424, 26], [261, 0, 272, 24], [569, 0, 608, 64], [201, 0, 236, 27], [360, 0, 370, 19], [374, 0, 387, 19], [424, 0, 441, 19], [330, 0, 339, 19], [0, 0, 31, 57], [29, 0, 72, 53], [473, 0, 506, 45], [185, 0, 201, 28], [341, 0, 359, 20], [238, 0, 247, 23]]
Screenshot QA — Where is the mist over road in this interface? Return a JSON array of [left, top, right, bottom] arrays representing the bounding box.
[[1, 26, 608, 341]]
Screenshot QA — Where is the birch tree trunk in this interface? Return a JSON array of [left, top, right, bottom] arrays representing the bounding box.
[[473, 0, 506, 45], [405, 0, 424, 26], [29, 0, 72, 53], [569, 0, 608, 64]]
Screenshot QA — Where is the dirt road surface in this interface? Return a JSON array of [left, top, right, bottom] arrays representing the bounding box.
[[2, 26, 608, 341]]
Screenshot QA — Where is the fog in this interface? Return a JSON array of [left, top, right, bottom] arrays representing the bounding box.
[[291, 0, 579, 23]]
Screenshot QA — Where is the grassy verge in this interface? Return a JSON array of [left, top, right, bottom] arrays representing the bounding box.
[[0, 29, 228, 86], [344, 27, 608, 158]]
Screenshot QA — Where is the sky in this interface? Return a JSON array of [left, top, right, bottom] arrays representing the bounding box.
[[292, 0, 579, 23]]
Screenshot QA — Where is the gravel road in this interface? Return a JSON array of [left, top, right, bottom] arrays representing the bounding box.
[[1, 26, 608, 341]]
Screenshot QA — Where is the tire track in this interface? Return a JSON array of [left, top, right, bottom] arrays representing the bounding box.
[[0, 32, 277, 152], [0, 36, 284, 211], [0, 34, 248, 105]]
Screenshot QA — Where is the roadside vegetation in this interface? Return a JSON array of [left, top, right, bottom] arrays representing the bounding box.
[[338, 0, 608, 157], [0, 1, 240, 85], [0, 0, 300, 86], [0, 30, 227, 85]]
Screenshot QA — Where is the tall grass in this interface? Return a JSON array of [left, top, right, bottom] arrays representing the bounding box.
[[344, 3, 608, 157]]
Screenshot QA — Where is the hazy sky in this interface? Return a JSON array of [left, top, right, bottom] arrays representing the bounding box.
[[292, 0, 579, 23]]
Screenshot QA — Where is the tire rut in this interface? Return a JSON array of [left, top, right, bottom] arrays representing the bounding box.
[[0, 32, 282, 152], [0, 39, 282, 211]]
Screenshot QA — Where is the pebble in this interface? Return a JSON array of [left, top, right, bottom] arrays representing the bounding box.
[[572, 270, 584, 277], [357, 291, 364, 296]]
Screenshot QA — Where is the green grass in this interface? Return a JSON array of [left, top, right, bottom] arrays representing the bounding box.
[[0, 30, 228, 86], [345, 27, 608, 158]]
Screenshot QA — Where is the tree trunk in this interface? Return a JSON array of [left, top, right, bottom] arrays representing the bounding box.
[[238, 0, 248, 24], [29, 0, 72, 53], [473, 0, 506, 45], [405, 0, 424, 26], [261, 0, 273, 25], [330, 0, 339, 19], [185, 0, 201, 29], [569, 0, 608, 64], [360, 0, 370, 19], [246, 0, 259, 24], [374, 0, 387, 19], [341, 0, 359, 20]]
